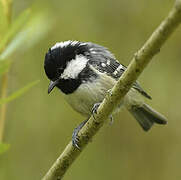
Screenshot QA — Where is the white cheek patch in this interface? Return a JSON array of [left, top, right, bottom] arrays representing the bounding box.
[[61, 55, 89, 79]]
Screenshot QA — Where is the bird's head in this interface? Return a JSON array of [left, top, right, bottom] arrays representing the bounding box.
[[44, 40, 89, 94]]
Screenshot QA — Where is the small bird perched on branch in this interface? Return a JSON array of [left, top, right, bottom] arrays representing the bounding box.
[[44, 40, 167, 148]]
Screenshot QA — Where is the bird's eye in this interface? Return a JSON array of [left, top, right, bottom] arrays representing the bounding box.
[[57, 67, 64, 74]]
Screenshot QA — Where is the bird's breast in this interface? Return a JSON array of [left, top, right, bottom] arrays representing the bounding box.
[[63, 74, 116, 117]]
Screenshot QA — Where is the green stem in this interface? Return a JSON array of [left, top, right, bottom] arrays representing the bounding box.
[[1, 0, 12, 23], [0, 73, 8, 141], [0, 0, 12, 142]]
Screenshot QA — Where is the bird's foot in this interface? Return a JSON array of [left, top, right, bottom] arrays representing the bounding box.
[[72, 119, 88, 149], [107, 89, 113, 96], [91, 103, 101, 119]]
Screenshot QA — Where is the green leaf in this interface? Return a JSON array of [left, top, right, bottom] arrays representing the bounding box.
[[0, 11, 52, 60], [0, 8, 31, 53], [0, 80, 39, 106], [0, 143, 10, 155]]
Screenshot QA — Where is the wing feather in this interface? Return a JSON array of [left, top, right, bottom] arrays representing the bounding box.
[[86, 42, 151, 99]]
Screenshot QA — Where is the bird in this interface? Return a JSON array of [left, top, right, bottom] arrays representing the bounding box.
[[44, 40, 167, 148]]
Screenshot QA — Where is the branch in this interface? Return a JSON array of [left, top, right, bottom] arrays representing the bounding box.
[[42, 1, 181, 179]]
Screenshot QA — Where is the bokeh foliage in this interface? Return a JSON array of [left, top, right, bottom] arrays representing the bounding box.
[[0, 0, 181, 180], [0, 0, 52, 156]]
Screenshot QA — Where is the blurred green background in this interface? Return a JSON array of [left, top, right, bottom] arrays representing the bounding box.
[[0, 0, 181, 179]]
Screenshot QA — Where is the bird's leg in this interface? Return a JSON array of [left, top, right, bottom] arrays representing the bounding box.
[[72, 102, 101, 149], [72, 118, 88, 149], [72, 102, 114, 148]]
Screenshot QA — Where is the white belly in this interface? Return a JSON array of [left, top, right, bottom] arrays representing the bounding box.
[[63, 73, 116, 117]]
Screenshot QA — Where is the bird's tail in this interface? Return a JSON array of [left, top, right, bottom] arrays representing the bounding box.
[[129, 103, 167, 131]]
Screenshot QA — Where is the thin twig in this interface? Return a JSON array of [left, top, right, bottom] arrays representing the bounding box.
[[0, 0, 13, 141], [42, 1, 181, 179], [0, 73, 8, 141], [1, 0, 12, 23]]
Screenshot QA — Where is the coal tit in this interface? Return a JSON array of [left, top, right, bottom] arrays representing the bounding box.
[[44, 40, 167, 148]]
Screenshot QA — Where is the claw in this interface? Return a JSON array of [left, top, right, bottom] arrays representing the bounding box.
[[72, 119, 88, 149], [107, 89, 112, 96], [91, 103, 101, 119], [72, 129, 80, 149]]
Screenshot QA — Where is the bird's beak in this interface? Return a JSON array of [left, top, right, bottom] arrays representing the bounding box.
[[48, 80, 59, 94]]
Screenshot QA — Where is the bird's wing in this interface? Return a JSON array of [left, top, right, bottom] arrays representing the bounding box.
[[86, 43, 151, 99]]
